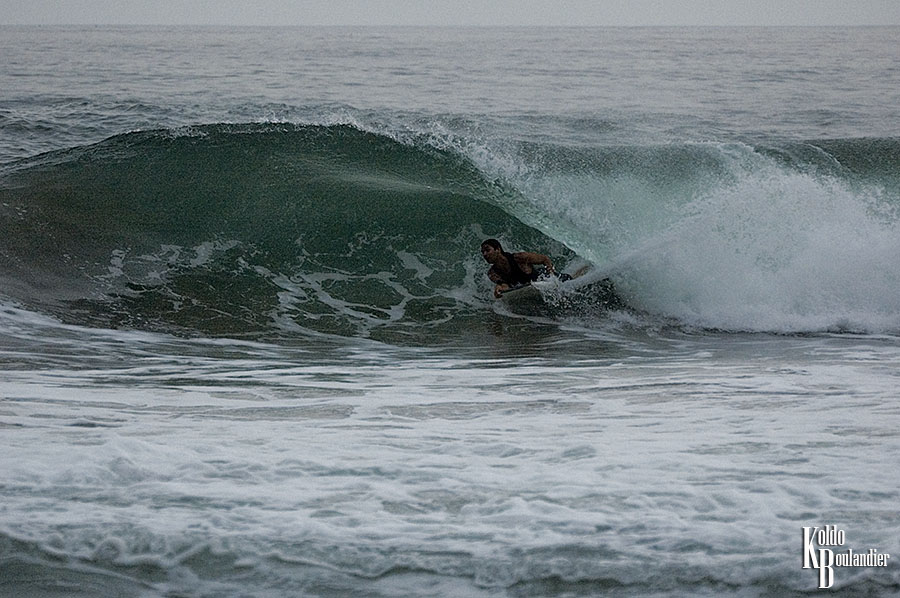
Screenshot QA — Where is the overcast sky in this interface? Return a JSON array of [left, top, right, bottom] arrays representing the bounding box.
[[2, 0, 900, 27]]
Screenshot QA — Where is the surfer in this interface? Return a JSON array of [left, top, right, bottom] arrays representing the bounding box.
[[480, 238, 556, 298]]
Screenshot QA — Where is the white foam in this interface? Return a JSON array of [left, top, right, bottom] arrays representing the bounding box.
[[490, 141, 900, 333], [617, 152, 900, 332]]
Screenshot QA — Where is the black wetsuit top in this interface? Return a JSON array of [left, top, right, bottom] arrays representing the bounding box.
[[492, 251, 540, 287]]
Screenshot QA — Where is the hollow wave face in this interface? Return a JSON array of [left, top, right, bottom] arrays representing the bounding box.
[[0, 123, 570, 343], [2, 122, 899, 339]]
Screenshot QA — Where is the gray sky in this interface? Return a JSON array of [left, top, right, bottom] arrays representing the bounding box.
[[3, 0, 900, 26]]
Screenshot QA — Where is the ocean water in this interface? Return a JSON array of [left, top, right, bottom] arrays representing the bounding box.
[[2, 25, 900, 597]]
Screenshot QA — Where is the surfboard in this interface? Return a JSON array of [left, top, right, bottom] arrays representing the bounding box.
[[498, 281, 542, 301]]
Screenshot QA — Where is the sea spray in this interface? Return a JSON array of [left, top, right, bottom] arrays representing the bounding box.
[[607, 144, 900, 332], [465, 136, 900, 332]]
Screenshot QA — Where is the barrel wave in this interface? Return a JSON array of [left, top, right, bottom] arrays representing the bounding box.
[[2, 122, 900, 339], [0, 123, 572, 344]]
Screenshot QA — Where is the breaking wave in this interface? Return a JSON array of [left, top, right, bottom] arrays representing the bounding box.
[[1, 122, 899, 340]]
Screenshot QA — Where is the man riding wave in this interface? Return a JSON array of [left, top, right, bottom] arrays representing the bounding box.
[[480, 238, 556, 298]]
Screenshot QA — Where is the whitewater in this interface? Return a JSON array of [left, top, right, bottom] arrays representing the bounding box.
[[2, 25, 900, 597]]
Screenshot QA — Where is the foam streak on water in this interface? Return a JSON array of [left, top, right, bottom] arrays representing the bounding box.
[[2, 308, 900, 595]]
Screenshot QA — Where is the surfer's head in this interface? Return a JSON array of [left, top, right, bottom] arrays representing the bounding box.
[[481, 239, 503, 263]]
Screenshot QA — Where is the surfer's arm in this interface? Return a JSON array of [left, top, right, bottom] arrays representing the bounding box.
[[515, 252, 555, 275], [487, 268, 510, 298]]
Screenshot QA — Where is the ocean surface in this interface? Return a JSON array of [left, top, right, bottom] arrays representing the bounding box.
[[2, 25, 900, 597]]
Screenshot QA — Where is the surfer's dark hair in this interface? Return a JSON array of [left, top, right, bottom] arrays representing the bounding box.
[[481, 238, 502, 250]]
